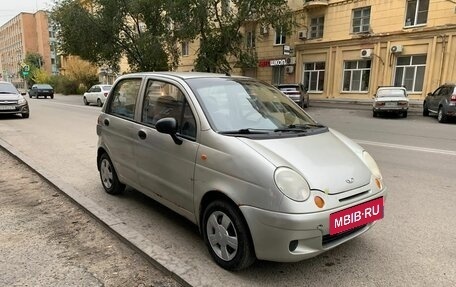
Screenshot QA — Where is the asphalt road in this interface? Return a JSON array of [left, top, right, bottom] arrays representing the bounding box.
[[1, 95, 455, 286]]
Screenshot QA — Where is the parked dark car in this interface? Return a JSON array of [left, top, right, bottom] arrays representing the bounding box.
[[0, 81, 30, 118], [423, 83, 456, 123], [276, 84, 309, 108], [29, 84, 54, 99]]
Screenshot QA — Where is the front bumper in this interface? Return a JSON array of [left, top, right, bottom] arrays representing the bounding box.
[[0, 104, 29, 115], [240, 188, 387, 262]]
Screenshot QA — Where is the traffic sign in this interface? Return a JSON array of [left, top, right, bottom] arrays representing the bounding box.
[[24, 65, 30, 72], [22, 71, 29, 77]]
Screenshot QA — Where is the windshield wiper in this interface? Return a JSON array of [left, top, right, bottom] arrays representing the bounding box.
[[219, 128, 271, 135], [274, 123, 326, 133]]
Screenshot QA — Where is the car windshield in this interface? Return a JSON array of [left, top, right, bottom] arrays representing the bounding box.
[[0, 82, 19, 95], [102, 85, 112, 91], [377, 89, 406, 97], [35, 84, 53, 89], [188, 78, 323, 134]]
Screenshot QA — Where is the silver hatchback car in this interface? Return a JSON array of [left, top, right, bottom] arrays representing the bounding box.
[[96, 72, 387, 270]]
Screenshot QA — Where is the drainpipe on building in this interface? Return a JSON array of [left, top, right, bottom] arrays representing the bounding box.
[[437, 34, 447, 86]]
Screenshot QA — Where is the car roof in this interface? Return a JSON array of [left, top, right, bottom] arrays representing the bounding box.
[[120, 71, 248, 80], [277, 84, 300, 87], [377, 86, 406, 91]]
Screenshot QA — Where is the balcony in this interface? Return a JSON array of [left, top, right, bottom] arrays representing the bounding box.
[[303, 0, 329, 9]]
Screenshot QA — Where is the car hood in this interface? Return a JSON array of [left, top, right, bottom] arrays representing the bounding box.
[[238, 131, 371, 194], [0, 93, 20, 101]]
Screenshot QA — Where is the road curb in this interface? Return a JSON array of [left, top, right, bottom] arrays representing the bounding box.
[[0, 138, 200, 287]]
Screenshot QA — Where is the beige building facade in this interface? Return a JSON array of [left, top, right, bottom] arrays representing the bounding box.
[[176, 0, 456, 100], [0, 11, 58, 88]]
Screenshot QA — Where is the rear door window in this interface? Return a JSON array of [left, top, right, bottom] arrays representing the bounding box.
[[107, 78, 141, 120]]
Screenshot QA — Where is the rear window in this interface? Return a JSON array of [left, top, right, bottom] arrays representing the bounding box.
[[35, 84, 53, 89], [377, 88, 406, 97], [102, 85, 112, 91], [278, 85, 300, 92]]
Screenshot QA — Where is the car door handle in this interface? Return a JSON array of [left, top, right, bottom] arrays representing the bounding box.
[[138, 130, 147, 140], [104, 119, 110, 126]]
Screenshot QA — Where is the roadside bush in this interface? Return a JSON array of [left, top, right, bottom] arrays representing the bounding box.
[[49, 75, 79, 95]]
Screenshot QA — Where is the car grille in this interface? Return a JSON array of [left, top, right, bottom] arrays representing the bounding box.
[[0, 100, 18, 104], [322, 224, 367, 246]]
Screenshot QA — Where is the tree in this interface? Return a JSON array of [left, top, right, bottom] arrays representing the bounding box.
[[52, 0, 178, 72], [24, 52, 44, 69], [52, 0, 294, 73], [63, 57, 99, 89], [169, 0, 295, 73]]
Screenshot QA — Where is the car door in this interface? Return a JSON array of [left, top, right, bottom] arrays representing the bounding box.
[[90, 86, 101, 103], [101, 77, 143, 188], [428, 86, 445, 112], [135, 78, 199, 214]]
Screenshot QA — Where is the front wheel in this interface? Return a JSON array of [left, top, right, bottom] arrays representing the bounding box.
[[22, 112, 29, 119], [83, 97, 89, 105], [98, 153, 125, 195], [423, 102, 429, 116], [202, 200, 255, 270]]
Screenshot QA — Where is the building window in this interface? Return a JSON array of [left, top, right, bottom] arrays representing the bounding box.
[[272, 66, 285, 85], [310, 16, 324, 39], [342, 60, 371, 92], [352, 7, 371, 33], [274, 27, 286, 45], [405, 0, 429, 27], [246, 31, 255, 48], [303, 62, 325, 92], [181, 41, 189, 56], [394, 55, 426, 92]]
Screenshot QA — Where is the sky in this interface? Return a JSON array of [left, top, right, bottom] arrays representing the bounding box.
[[0, 0, 54, 26]]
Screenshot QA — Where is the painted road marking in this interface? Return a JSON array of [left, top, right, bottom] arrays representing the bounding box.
[[355, 140, 456, 156]]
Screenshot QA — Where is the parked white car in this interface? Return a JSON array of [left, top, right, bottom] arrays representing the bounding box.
[[373, 86, 409, 118], [83, 85, 112, 106]]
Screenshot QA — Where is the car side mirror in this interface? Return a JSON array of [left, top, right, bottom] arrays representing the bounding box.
[[427, 92, 433, 97], [156, 117, 182, 145]]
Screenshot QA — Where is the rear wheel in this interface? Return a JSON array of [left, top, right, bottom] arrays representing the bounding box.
[[99, 153, 125, 195], [373, 111, 378, 117], [402, 111, 408, 118], [97, 98, 102, 107], [423, 102, 429, 116], [437, 107, 448, 123], [202, 200, 255, 270]]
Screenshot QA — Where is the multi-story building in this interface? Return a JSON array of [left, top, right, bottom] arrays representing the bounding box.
[[0, 10, 59, 88], [177, 0, 456, 100]]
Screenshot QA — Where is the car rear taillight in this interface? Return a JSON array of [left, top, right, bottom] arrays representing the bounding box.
[[398, 101, 408, 106], [451, 95, 456, 102], [104, 93, 108, 97], [375, 102, 385, 107]]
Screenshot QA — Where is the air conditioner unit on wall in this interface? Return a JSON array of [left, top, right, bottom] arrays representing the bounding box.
[[390, 45, 403, 54], [298, 31, 307, 40], [360, 48, 373, 58], [286, 57, 296, 65], [285, 66, 294, 74]]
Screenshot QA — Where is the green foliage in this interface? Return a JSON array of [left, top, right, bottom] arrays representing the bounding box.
[[25, 52, 44, 69], [52, 0, 294, 73], [31, 69, 51, 84]]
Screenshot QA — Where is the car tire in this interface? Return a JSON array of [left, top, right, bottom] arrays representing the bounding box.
[[437, 107, 448, 123], [83, 97, 89, 106], [402, 111, 408, 118], [98, 153, 125, 195], [51, 94, 54, 99], [423, 102, 429, 116], [373, 111, 378, 117], [97, 98, 102, 107], [202, 200, 255, 271], [22, 113, 29, 119], [29, 94, 32, 98]]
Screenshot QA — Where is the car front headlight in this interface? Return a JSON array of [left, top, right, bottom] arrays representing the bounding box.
[[18, 96, 26, 105], [363, 151, 383, 191], [274, 167, 311, 202]]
